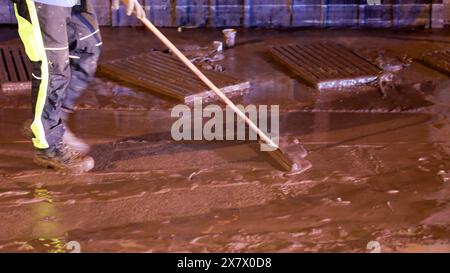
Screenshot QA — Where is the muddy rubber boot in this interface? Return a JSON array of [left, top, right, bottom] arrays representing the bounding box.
[[34, 142, 95, 174], [22, 119, 90, 154]]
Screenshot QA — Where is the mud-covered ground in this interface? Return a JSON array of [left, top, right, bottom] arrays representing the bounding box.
[[0, 27, 449, 253]]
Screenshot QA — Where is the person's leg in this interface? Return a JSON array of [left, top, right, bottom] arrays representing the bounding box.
[[63, 0, 102, 113], [14, 0, 71, 149], [14, 0, 94, 173], [58, 0, 102, 154]]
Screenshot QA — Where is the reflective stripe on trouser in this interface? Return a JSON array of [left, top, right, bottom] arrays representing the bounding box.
[[63, 0, 102, 112], [14, 1, 72, 149]]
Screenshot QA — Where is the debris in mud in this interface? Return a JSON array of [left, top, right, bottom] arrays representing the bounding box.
[[437, 170, 449, 183], [354, 48, 413, 97], [378, 72, 395, 97], [179, 42, 225, 72], [377, 53, 412, 97], [222, 29, 237, 48], [355, 48, 413, 97], [375, 52, 412, 73], [355, 47, 412, 72], [177, 25, 199, 33]]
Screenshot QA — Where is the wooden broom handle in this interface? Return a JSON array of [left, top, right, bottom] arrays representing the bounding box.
[[139, 17, 278, 149]]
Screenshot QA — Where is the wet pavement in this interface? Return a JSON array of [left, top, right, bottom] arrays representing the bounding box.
[[0, 27, 449, 252]]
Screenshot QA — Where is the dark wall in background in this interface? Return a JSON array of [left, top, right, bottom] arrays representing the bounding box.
[[1, 0, 448, 28]]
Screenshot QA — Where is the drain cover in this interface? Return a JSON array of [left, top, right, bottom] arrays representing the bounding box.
[[98, 51, 250, 104], [269, 43, 380, 90], [0, 44, 31, 93]]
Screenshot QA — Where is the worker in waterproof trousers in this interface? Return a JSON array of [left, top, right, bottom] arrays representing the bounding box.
[[11, 0, 146, 173]]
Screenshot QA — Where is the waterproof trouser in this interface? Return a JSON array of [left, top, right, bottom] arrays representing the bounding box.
[[13, 0, 102, 149]]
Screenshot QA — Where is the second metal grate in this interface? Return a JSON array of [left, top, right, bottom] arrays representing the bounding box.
[[269, 43, 381, 90]]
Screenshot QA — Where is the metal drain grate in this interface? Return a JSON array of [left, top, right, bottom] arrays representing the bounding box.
[[98, 51, 250, 104], [269, 43, 380, 90], [0, 44, 32, 93], [421, 50, 450, 76]]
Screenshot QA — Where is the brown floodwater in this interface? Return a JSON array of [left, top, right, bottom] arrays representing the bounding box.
[[0, 27, 449, 253]]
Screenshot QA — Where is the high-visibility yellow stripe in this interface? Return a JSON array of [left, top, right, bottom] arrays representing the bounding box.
[[15, 1, 50, 149]]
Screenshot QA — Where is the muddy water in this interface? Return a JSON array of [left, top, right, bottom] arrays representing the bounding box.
[[0, 27, 449, 252]]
